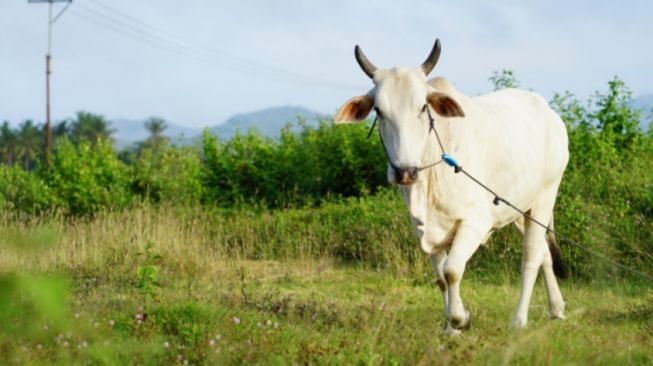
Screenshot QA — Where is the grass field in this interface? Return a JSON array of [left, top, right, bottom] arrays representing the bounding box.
[[1, 206, 652, 365]]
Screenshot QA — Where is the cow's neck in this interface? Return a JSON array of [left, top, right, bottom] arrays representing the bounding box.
[[399, 119, 461, 249]]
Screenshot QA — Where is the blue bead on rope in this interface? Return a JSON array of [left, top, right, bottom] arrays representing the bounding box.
[[442, 153, 458, 168], [442, 153, 462, 173]]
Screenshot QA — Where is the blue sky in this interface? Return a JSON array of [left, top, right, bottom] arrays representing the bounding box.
[[1, 0, 652, 128]]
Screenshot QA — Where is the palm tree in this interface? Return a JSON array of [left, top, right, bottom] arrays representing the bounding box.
[[15, 120, 43, 170], [0, 121, 17, 165], [52, 119, 71, 143], [141, 116, 169, 152], [70, 111, 115, 144]]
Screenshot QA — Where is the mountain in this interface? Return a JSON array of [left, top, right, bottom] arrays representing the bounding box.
[[629, 95, 653, 131], [110, 118, 201, 148], [211, 106, 324, 139], [108, 106, 326, 148]]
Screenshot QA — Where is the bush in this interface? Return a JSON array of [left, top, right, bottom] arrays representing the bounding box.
[[131, 146, 203, 206], [43, 138, 131, 215], [201, 120, 387, 208], [0, 165, 55, 214]]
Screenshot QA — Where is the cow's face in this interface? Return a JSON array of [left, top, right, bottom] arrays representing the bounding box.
[[334, 39, 465, 185]]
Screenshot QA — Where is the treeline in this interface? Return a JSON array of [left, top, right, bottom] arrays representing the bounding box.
[[0, 76, 651, 217], [0, 110, 390, 215], [0, 112, 171, 169]]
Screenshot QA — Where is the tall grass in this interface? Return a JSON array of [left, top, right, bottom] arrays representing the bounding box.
[[1, 203, 651, 364]]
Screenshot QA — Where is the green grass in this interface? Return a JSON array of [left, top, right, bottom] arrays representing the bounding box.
[[1, 206, 651, 365]]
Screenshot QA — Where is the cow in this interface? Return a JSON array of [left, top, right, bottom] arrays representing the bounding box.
[[334, 39, 569, 335]]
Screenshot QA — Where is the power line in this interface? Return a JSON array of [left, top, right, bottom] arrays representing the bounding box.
[[69, 2, 365, 91]]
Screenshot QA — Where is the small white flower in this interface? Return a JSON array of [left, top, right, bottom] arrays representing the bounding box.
[[108, 319, 116, 326], [274, 322, 279, 329], [177, 354, 183, 361], [257, 322, 262, 327], [183, 360, 188, 365], [135, 313, 143, 320], [232, 316, 241, 325], [265, 320, 272, 326], [36, 344, 43, 350], [163, 341, 170, 348], [215, 334, 221, 340], [209, 339, 215, 347], [63, 341, 69, 347], [82, 341, 88, 348]]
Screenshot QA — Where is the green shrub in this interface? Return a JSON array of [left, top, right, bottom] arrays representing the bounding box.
[[131, 146, 203, 205], [0, 165, 55, 214], [201, 120, 387, 208], [43, 138, 131, 215]]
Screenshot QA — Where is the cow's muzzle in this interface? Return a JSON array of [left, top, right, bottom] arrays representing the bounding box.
[[394, 166, 419, 185]]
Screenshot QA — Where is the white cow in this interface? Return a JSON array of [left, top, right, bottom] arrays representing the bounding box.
[[334, 39, 569, 334]]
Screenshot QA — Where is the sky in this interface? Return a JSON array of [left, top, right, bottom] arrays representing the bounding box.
[[1, 0, 652, 129]]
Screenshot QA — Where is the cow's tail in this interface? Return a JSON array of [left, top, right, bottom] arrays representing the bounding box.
[[546, 215, 569, 279]]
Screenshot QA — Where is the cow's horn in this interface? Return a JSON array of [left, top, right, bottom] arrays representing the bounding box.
[[355, 45, 377, 79], [421, 38, 441, 76]]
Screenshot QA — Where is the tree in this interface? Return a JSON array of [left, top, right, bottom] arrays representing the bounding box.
[[139, 117, 169, 153], [489, 69, 520, 91], [0, 121, 17, 165], [15, 120, 43, 170], [70, 111, 115, 145], [591, 77, 642, 148]]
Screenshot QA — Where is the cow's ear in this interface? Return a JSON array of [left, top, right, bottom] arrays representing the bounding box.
[[427, 92, 465, 118], [334, 95, 374, 124]]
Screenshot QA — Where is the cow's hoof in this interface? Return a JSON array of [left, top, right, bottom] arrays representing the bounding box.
[[449, 310, 471, 331]]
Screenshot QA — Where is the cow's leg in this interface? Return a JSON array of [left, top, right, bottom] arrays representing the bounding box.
[[512, 216, 545, 328], [512, 203, 562, 329], [541, 236, 566, 320], [430, 250, 449, 325], [443, 225, 484, 335]]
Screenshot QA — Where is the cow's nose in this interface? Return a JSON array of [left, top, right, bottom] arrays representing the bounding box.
[[395, 167, 419, 185]]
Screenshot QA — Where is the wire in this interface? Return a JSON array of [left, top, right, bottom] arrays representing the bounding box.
[[70, 1, 365, 91]]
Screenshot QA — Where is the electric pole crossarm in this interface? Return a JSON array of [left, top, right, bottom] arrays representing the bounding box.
[[52, 1, 73, 23]]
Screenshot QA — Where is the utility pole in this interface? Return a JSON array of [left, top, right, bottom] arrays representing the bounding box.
[[28, 0, 72, 166]]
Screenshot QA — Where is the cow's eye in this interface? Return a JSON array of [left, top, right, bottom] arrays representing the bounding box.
[[374, 107, 384, 119]]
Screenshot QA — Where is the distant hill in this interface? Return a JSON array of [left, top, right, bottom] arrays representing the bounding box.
[[628, 95, 653, 131], [110, 118, 201, 148], [110, 106, 326, 148], [210, 106, 324, 140]]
